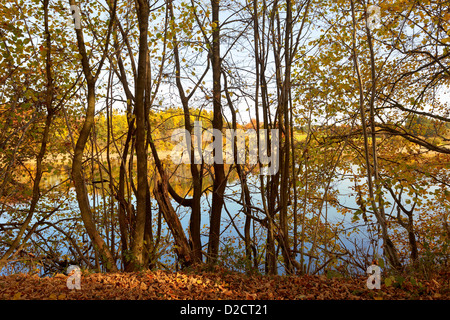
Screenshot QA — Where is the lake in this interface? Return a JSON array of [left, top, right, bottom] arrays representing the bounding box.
[[0, 164, 440, 276]]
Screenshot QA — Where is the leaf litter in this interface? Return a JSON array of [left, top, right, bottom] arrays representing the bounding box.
[[0, 267, 448, 300]]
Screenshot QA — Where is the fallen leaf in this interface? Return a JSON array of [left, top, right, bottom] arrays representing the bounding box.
[[432, 279, 440, 288], [13, 292, 22, 300], [0, 269, 448, 300]]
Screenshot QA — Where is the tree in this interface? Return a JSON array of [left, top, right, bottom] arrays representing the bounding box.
[[1, 0, 448, 277], [69, 0, 117, 272], [349, 0, 401, 270], [0, 0, 55, 270], [207, 0, 226, 264], [131, 0, 150, 270]]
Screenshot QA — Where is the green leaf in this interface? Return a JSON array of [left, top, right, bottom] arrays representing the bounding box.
[[385, 277, 393, 287], [377, 258, 385, 269], [396, 276, 405, 286]]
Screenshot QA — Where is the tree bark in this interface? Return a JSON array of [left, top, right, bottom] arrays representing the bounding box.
[[69, 0, 117, 272], [153, 173, 194, 269], [223, 70, 256, 272], [131, 0, 150, 270], [207, 0, 226, 264], [350, 0, 401, 271], [167, 0, 203, 263]]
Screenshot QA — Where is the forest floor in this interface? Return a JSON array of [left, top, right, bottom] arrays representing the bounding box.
[[0, 266, 449, 300]]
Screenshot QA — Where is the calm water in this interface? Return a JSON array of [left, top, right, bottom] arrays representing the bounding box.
[[1, 167, 437, 275]]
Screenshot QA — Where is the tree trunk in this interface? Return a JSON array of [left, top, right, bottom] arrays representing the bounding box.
[[350, 0, 401, 271], [223, 70, 255, 272], [131, 0, 150, 270], [207, 0, 226, 264], [279, 0, 294, 275], [0, 0, 54, 271], [69, 0, 117, 272], [153, 173, 194, 269], [166, 0, 203, 264]]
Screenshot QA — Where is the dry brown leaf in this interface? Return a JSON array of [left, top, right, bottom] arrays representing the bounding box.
[[12, 292, 21, 300], [0, 270, 448, 300], [140, 282, 148, 290]]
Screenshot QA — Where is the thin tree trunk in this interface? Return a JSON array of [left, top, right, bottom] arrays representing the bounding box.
[[168, 0, 203, 263], [299, 109, 312, 274], [153, 173, 194, 268], [279, 0, 294, 275], [223, 70, 255, 272], [118, 117, 134, 271], [350, 0, 401, 271], [131, 0, 150, 270], [69, 0, 117, 272], [0, 0, 54, 270], [207, 0, 226, 264]]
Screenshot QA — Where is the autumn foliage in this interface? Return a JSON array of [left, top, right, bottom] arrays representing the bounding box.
[[1, 0, 450, 296]]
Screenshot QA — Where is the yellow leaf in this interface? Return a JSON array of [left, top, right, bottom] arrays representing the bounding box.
[[49, 293, 57, 300], [13, 292, 22, 300], [58, 293, 66, 300]]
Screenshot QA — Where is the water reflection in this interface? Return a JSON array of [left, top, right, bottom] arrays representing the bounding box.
[[2, 159, 436, 276]]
